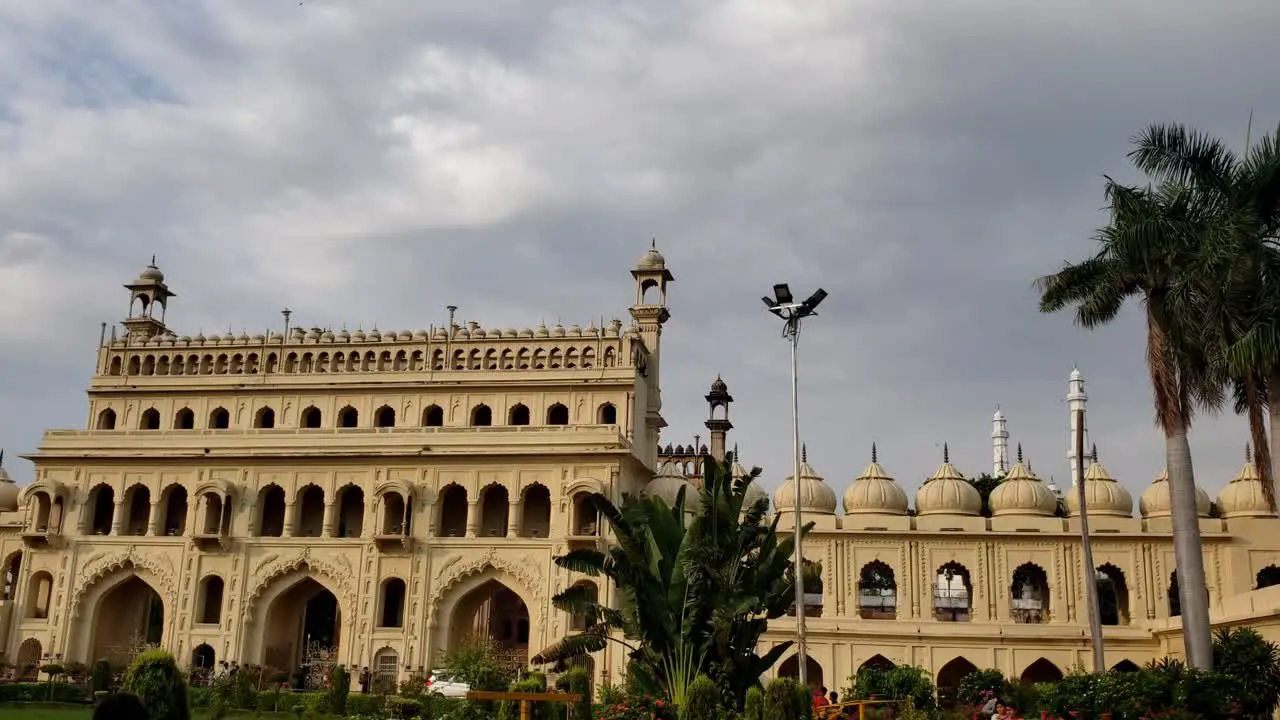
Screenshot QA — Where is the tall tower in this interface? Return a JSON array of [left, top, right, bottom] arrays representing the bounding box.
[[705, 375, 733, 462], [122, 257, 176, 342], [992, 407, 1009, 476], [1067, 367, 1089, 486], [630, 241, 675, 452]]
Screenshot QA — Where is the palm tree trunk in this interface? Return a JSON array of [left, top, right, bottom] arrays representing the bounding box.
[[1167, 425, 1214, 669]]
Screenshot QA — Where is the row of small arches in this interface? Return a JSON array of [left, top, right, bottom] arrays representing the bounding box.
[[106, 345, 621, 377], [24, 480, 603, 541], [95, 402, 619, 431]]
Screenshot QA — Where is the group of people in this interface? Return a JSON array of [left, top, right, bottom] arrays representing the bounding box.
[[981, 696, 1024, 720]]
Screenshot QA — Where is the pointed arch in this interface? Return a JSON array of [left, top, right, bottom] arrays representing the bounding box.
[[546, 403, 569, 425], [777, 654, 823, 689], [423, 404, 444, 427], [1019, 658, 1062, 684], [471, 404, 493, 427], [96, 408, 118, 430], [1258, 565, 1280, 589], [936, 657, 978, 706]]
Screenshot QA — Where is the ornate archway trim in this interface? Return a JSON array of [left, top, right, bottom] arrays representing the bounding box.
[[243, 551, 356, 617], [18, 479, 68, 504], [429, 548, 545, 620], [69, 549, 176, 621]]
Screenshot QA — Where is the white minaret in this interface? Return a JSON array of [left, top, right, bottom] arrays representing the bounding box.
[[1067, 367, 1088, 486], [992, 406, 1009, 476]]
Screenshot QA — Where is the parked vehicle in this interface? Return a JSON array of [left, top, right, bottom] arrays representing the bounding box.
[[428, 669, 471, 698]]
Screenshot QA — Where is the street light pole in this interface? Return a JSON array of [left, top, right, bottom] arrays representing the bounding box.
[[763, 284, 828, 691]]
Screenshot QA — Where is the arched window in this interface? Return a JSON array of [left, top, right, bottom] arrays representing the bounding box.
[[423, 405, 444, 427], [87, 485, 115, 535], [173, 408, 195, 430], [97, 408, 117, 430], [857, 561, 897, 620], [301, 406, 322, 429], [597, 403, 617, 424], [438, 485, 467, 537], [471, 404, 492, 427], [209, 407, 230, 429], [380, 492, 408, 535], [520, 484, 551, 538], [570, 491, 598, 536], [933, 562, 971, 622], [546, 403, 569, 425], [123, 485, 151, 535], [25, 571, 54, 619], [161, 486, 187, 536], [1096, 564, 1130, 626], [139, 408, 161, 430], [374, 405, 396, 428], [296, 486, 325, 537], [336, 486, 364, 538], [198, 576, 224, 624], [568, 581, 599, 631], [379, 578, 406, 628], [480, 485, 509, 537], [337, 406, 359, 428], [1258, 565, 1280, 589], [199, 493, 224, 535], [509, 404, 531, 426], [256, 485, 286, 537], [1010, 563, 1049, 623], [253, 406, 276, 429]]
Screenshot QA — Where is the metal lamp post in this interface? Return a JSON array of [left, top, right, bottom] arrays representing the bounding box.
[[763, 283, 828, 689]]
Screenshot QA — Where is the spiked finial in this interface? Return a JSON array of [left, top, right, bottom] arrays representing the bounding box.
[[1028, 458, 1034, 473], [651, 238, 657, 249], [1016, 443, 1023, 464], [801, 443, 808, 463], [943, 442, 950, 463], [733, 442, 739, 458], [1091, 443, 1099, 463], [0, 448, 4, 467], [1247, 443, 1253, 463], [150, 254, 156, 265], [871, 442, 878, 463]]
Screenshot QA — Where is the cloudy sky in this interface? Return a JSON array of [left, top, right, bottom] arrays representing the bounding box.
[[2, 1, 1278, 503]]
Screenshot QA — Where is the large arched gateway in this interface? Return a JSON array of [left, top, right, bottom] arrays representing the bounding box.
[[72, 569, 166, 665], [434, 567, 539, 672], [246, 571, 344, 677]]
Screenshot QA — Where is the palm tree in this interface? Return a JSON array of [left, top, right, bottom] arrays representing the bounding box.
[[532, 454, 806, 709], [1038, 169, 1225, 669], [1128, 122, 1280, 510]]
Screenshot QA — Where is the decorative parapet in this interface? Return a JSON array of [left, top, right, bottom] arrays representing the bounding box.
[[94, 320, 649, 380]]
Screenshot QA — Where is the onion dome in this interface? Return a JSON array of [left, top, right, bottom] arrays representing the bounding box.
[[843, 443, 909, 515], [368, 330, 382, 342], [535, 323, 550, 338], [915, 444, 982, 516], [1065, 446, 1133, 517], [1217, 445, 1272, 519], [568, 324, 582, 338], [989, 445, 1057, 517], [433, 327, 448, 340], [0, 450, 18, 512], [137, 261, 164, 283], [551, 323, 566, 338], [1139, 467, 1211, 519], [774, 445, 838, 515], [637, 241, 666, 270], [352, 330, 366, 342], [320, 330, 335, 342], [642, 461, 700, 513]]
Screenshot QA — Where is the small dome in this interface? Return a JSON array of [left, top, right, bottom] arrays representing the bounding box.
[[1065, 455, 1133, 517], [637, 244, 666, 270], [137, 263, 164, 283], [1218, 449, 1271, 519], [1139, 468, 1210, 519], [551, 323, 566, 338], [568, 325, 582, 338], [251, 333, 266, 343], [774, 448, 837, 515], [368, 330, 382, 341], [989, 453, 1057, 517], [711, 375, 728, 394], [0, 452, 17, 512], [433, 328, 449, 340], [535, 323, 550, 338], [336, 330, 350, 342], [320, 330, 335, 342], [843, 446, 908, 515], [915, 448, 982, 516], [413, 329, 428, 340], [642, 461, 700, 513], [352, 330, 366, 342]]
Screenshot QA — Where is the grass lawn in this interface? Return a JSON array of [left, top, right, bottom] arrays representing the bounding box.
[[0, 706, 338, 719]]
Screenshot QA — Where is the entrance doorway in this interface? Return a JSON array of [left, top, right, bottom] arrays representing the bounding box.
[[262, 577, 341, 684], [91, 576, 165, 665]]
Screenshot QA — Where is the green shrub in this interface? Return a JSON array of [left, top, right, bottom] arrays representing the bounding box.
[[682, 675, 720, 720], [955, 668, 1004, 707], [743, 686, 764, 720], [764, 678, 809, 720], [845, 666, 935, 711], [90, 659, 113, 693], [0, 681, 91, 703], [122, 649, 190, 720], [328, 666, 350, 714], [387, 695, 425, 719], [555, 666, 594, 720], [347, 692, 386, 715]]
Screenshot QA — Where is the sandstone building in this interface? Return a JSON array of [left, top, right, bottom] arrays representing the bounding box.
[[1, 250, 1280, 699]]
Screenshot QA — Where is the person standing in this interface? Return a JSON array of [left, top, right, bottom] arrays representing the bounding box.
[[359, 666, 371, 694]]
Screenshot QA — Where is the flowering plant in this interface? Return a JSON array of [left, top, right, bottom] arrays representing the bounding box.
[[595, 693, 676, 720]]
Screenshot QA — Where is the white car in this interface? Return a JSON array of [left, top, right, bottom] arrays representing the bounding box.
[[428, 670, 471, 698]]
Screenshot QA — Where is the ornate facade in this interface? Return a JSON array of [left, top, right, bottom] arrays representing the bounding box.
[[2, 249, 1280, 699]]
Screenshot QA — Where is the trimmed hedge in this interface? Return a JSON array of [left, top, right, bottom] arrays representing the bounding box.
[[0, 682, 91, 704]]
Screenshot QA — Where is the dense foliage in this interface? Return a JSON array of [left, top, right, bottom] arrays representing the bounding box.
[[534, 453, 808, 710], [121, 649, 190, 720], [844, 665, 936, 711], [762, 677, 811, 720]]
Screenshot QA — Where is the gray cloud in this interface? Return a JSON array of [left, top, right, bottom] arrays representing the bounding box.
[[2, 0, 1279, 503]]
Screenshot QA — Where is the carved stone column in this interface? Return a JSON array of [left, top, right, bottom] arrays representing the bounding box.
[[322, 499, 336, 537], [466, 501, 478, 537], [147, 500, 161, 536], [507, 498, 521, 537], [284, 501, 298, 537], [110, 499, 124, 535]]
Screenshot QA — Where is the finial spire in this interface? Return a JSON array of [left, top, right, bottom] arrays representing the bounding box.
[[943, 442, 950, 463], [1247, 443, 1253, 463], [1091, 443, 1099, 463], [0, 448, 4, 467], [651, 237, 656, 249], [733, 442, 739, 460], [1016, 443, 1023, 464], [801, 443, 807, 463], [871, 442, 878, 463], [150, 254, 156, 265]]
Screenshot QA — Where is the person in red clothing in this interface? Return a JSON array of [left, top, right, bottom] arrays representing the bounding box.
[[813, 686, 830, 710]]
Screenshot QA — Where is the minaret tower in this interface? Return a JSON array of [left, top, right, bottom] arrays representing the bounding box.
[[1067, 367, 1089, 486], [630, 241, 675, 456], [122, 257, 175, 342], [705, 375, 734, 462], [992, 406, 1009, 476]]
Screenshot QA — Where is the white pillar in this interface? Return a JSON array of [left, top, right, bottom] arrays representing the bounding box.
[[1067, 367, 1088, 486], [992, 407, 1009, 476]]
